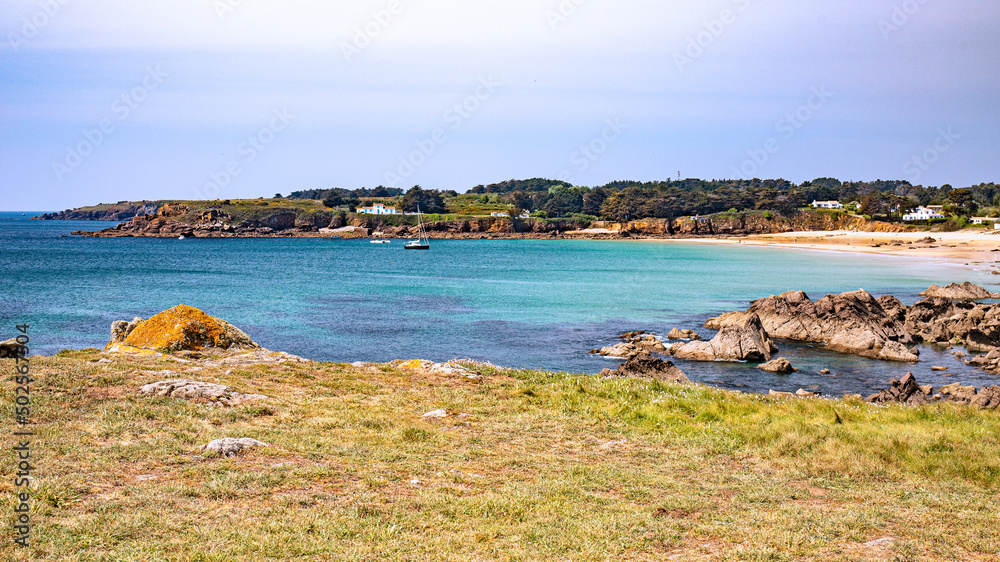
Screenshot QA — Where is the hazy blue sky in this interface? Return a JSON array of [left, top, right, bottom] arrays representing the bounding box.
[[1, 0, 998, 210]]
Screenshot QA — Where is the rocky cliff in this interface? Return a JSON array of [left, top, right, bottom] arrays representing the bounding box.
[[36, 201, 165, 221], [68, 202, 908, 239]]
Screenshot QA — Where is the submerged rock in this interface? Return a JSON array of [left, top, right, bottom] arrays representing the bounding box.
[[670, 313, 777, 362], [706, 289, 917, 362], [106, 305, 261, 354]]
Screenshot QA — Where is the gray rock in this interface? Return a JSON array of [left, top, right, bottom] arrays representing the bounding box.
[[758, 358, 795, 374], [140, 379, 269, 407], [671, 313, 777, 362], [706, 289, 917, 362], [667, 328, 701, 340], [201, 437, 269, 457], [919, 282, 1000, 301], [599, 355, 690, 384], [110, 317, 143, 345]]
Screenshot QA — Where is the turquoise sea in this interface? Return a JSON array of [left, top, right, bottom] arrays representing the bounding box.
[[2, 211, 998, 395]]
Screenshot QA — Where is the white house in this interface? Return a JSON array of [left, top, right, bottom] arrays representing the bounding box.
[[811, 200, 843, 209], [490, 211, 509, 218], [903, 206, 946, 221], [970, 217, 997, 225], [357, 203, 400, 215]]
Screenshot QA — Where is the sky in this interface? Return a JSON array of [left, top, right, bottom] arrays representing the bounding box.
[[1, 0, 998, 210]]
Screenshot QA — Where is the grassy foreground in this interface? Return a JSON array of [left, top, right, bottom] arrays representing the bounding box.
[[3, 350, 1000, 561]]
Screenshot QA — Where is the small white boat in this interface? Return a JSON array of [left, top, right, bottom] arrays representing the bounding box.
[[404, 206, 431, 250], [370, 239, 391, 244], [178, 235, 186, 240]]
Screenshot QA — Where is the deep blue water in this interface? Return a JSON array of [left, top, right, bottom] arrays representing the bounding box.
[[2, 211, 998, 395]]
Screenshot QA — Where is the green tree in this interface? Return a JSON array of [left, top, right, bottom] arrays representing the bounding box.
[[401, 186, 446, 214]]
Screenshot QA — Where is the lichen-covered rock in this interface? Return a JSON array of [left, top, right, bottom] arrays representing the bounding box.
[[758, 358, 795, 373], [919, 282, 1000, 301], [201, 437, 268, 457], [106, 305, 261, 353], [706, 289, 917, 362], [600, 355, 690, 384], [670, 313, 777, 362], [139, 379, 269, 407]]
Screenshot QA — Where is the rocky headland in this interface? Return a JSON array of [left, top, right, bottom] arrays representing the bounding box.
[[51, 200, 911, 240]]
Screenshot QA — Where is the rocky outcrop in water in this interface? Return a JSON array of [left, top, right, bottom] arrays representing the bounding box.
[[919, 282, 1000, 301], [866, 373, 1000, 409], [706, 289, 919, 362], [596, 333, 667, 358], [36, 201, 163, 221], [670, 313, 777, 362], [758, 358, 796, 373], [667, 328, 701, 340]]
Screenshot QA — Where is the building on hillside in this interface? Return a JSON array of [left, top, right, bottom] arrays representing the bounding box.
[[903, 207, 946, 221], [811, 200, 844, 209], [491, 211, 509, 218], [970, 217, 998, 225], [356, 203, 400, 215], [927, 205, 945, 213]]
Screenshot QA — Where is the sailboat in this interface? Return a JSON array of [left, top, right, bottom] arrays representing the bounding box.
[[404, 206, 430, 250]]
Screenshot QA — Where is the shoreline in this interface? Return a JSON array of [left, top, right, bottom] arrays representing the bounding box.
[[643, 230, 1000, 271]]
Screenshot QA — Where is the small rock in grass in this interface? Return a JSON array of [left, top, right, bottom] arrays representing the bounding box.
[[201, 437, 268, 457]]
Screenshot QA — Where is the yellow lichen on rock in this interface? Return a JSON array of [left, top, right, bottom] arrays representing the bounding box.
[[106, 305, 260, 353]]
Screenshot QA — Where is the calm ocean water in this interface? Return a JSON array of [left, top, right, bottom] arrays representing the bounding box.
[[2, 211, 998, 395]]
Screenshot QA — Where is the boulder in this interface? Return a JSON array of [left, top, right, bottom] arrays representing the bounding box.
[[939, 383, 978, 404], [0, 338, 24, 358], [599, 355, 690, 384], [758, 358, 795, 374], [706, 289, 917, 362], [867, 373, 928, 405], [671, 313, 777, 362], [110, 317, 143, 345], [667, 328, 701, 340], [971, 386, 1000, 410], [919, 282, 1000, 301], [139, 379, 269, 407], [106, 305, 261, 354], [201, 437, 269, 457]]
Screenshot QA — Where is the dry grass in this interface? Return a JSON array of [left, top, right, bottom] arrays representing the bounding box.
[[2, 350, 999, 561]]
